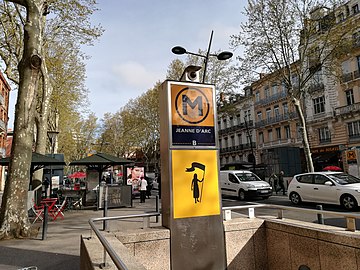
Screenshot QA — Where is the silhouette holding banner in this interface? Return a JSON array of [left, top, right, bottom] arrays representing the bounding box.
[[186, 162, 206, 203]]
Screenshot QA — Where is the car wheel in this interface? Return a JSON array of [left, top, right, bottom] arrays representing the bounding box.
[[289, 192, 301, 205], [341, 194, 358, 210], [238, 190, 246, 201]]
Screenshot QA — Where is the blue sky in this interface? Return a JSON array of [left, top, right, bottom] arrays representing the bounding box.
[[8, 1, 246, 125]]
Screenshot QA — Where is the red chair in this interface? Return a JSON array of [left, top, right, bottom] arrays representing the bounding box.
[[30, 199, 44, 224], [49, 197, 67, 221]]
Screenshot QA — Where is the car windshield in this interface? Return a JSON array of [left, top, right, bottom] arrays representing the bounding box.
[[235, 173, 261, 182], [328, 173, 360, 185]]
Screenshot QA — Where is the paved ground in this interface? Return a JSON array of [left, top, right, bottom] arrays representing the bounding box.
[[0, 195, 160, 270]]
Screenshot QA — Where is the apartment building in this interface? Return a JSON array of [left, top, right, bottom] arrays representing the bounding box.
[[252, 72, 303, 176], [218, 87, 256, 168], [304, 0, 360, 172], [0, 70, 11, 190]]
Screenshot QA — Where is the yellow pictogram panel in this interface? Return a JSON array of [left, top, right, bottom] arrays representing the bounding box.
[[172, 149, 220, 219], [171, 84, 214, 127]]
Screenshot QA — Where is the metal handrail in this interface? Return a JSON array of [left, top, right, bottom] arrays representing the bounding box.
[[88, 203, 360, 269], [222, 204, 360, 231], [89, 211, 161, 270]]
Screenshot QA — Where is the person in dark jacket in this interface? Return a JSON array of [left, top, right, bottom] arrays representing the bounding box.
[[277, 170, 286, 195]]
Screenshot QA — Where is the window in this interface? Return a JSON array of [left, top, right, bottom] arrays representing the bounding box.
[[276, 127, 281, 140], [285, 125, 291, 139], [272, 84, 278, 95], [352, 4, 359, 14], [257, 111, 262, 121], [297, 174, 313, 184], [319, 127, 331, 143], [357, 55, 360, 71], [231, 136, 235, 146], [266, 108, 272, 120], [297, 124, 302, 139], [224, 137, 228, 148], [228, 173, 238, 184], [229, 116, 234, 127], [268, 129, 273, 142], [265, 87, 270, 98], [283, 102, 288, 115], [236, 114, 241, 125], [223, 118, 227, 128], [238, 133, 242, 144], [353, 30, 360, 47], [346, 89, 355, 105], [348, 121, 360, 138], [314, 175, 329, 185], [337, 12, 344, 22], [255, 92, 260, 102], [259, 132, 264, 143], [244, 110, 251, 122], [313, 96, 325, 114], [274, 105, 280, 119]]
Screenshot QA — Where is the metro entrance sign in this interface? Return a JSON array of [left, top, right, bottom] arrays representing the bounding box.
[[170, 83, 216, 147], [160, 80, 226, 270]]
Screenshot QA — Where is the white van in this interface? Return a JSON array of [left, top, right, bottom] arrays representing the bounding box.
[[220, 170, 272, 200]]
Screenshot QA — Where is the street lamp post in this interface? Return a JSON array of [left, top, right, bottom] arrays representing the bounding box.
[[171, 30, 233, 83], [47, 130, 59, 198]]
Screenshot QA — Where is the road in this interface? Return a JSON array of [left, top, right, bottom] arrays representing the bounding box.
[[222, 193, 360, 230]]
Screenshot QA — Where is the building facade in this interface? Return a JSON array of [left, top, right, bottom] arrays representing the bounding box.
[[218, 88, 256, 168], [0, 71, 11, 190]]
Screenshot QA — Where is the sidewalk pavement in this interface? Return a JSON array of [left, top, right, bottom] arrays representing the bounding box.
[[0, 196, 160, 270]]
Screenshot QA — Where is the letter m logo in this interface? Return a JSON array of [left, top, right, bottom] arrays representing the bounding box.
[[182, 95, 203, 116]]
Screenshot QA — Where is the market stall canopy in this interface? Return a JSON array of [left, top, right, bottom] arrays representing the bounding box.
[[0, 152, 66, 172], [69, 152, 133, 184], [68, 171, 86, 179], [323, 165, 342, 171], [69, 153, 133, 167]]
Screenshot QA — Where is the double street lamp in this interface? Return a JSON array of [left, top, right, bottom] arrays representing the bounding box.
[[171, 30, 233, 83]]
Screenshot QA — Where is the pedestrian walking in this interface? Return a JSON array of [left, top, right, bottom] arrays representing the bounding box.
[[139, 177, 148, 203], [277, 170, 286, 195]]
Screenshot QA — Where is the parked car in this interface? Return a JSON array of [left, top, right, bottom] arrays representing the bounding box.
[[220, 170, 272, 200], [288, 172, 360, 210]]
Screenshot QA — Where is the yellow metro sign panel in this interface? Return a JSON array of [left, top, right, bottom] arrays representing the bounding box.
[[172, 149, 220, 219], [170, 83, 216, 147]]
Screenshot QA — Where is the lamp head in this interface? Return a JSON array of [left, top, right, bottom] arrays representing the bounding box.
[[217, 51, 233, 61], [172, 46, 187, 55]]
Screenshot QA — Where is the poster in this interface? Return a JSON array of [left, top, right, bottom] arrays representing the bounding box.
[[126, 166, 145, 196]]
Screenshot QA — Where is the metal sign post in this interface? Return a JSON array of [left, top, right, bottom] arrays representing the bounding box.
[[160, 80, 226, 270]]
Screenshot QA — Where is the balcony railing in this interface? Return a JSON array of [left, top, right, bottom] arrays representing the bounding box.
[[257, 138, 300, 149], [255, 112, 298, 128], [254, 91, 287, 106], [219, 121, 254, 135], [342, 70, 360, 83], [220, 143, 256, 154], [335, 102, 360, 116]]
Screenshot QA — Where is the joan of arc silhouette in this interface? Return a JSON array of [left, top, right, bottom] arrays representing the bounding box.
[[186, 162, 206, 203]]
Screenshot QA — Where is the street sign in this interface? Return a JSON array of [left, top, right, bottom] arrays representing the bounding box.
[[346, 150, 357, 162], [170, 83, 216, 147]]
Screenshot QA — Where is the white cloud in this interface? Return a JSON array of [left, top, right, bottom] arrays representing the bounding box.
[[112, 61, 163, 89]]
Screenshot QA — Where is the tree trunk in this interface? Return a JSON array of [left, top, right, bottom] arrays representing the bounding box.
[[292, 96, 314, 172], [0, 0, 44, 239], [33, 61, 53, 182]]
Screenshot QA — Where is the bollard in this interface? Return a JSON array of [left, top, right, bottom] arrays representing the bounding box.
[[155, 195, 159, 223], [42, 205, 48, 240], [316, 205, 324, 224], [103, 185, 108, 231]]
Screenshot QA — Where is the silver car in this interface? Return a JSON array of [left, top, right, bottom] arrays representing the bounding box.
[[288, 172, 360, 210]]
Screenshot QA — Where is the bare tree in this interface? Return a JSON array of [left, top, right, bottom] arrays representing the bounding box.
[[231, 0, 356, 172]]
